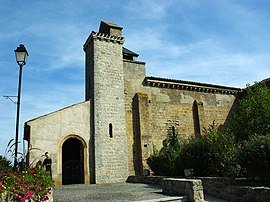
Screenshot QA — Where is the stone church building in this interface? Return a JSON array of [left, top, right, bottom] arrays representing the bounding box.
[[24, 21, 254, 185]]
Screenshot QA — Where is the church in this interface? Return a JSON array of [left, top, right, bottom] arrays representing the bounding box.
[[24, 21, 258, 185]]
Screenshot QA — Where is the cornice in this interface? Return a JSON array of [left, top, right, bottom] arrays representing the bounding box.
[[123, 59, 145, 65], [145, 77, 242, 95]]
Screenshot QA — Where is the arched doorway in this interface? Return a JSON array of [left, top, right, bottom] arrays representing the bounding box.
[[62, 137, 85, 185]]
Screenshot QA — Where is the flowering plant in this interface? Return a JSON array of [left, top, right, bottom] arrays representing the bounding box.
[[178, 122, 238, 177], [0, 140, 53, 201], [0, 167, 53, 201], [238, 134, 270, 180]]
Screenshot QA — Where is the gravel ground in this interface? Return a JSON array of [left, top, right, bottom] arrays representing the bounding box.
[[53, 182, 228, 202], [53, 183, 169, 202]]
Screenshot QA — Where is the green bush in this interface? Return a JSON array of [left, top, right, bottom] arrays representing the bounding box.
[[0, 156, 12, 173], [147, 131, 181, 176], [177, 123, 238, 177], [175, 135, 207, 176], [238, 134, 270, 180], [231, 82, 270, 142]]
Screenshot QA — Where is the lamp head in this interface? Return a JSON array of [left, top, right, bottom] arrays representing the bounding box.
[[14, 44, 28, 66]]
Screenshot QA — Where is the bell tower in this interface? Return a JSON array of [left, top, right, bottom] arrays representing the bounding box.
[[83, 21, 128, 183]]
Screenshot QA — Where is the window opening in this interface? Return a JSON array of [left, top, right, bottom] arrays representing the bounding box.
[[172, 126, 175, 136], [109, 123, 113, 138], [193, 100, 201, 135]]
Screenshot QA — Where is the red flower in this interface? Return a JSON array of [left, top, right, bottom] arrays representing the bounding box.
[[14, 194, 19, 199], [30, 169, 35, 173]]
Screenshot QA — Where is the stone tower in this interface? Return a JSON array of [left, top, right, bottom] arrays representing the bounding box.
[[83, 21, 129, 183]]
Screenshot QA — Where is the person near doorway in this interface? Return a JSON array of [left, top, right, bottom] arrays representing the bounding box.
[[43, 152, 52, 179]]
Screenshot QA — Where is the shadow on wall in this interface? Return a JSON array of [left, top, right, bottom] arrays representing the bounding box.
[[220, 97, 239, 130], [132, 94, 143, 176]]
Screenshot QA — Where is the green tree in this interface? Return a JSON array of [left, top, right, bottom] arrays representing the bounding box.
[[231, 82, 270, 141]]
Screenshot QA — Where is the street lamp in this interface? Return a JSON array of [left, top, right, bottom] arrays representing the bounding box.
[[14, 44, 28, 168]]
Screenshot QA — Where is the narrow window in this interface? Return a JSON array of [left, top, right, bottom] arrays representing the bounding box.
[[109, 123, 113, 138], [193, 100, 201, 135], [172, 126, 175, 136]]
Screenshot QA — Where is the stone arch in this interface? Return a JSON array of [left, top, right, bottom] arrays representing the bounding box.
[[59, 135, 88, 185]]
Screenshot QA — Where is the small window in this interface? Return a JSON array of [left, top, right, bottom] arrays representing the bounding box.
[[109, 123, 113, 138], [172, 126, 175, 136], [193, 100, 201, 135]]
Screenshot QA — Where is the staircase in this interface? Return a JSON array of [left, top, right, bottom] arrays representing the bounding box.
[[136, 196, 189, 202]]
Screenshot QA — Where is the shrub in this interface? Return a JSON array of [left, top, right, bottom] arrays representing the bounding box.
[[177, 123, 238, 177], [231, 82, 270, 142], [238, 134, 270, 180], [147, 130, 181, 176], [0, 156, 12, 173]]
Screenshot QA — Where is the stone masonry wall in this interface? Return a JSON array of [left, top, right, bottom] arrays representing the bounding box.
[[198, 177, 234, 200], [148, 88, 237, 148], [199, 177, 270, 202], [123, 60, 238, 175], [123, 60, 147, 175], [163, 178, 204, 202], [127, 176, 204, 202], [86, 32, 129, 184], [128, 176, 270, 202]]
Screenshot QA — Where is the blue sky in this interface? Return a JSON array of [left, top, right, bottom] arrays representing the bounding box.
[[0, 0, 270, 156]]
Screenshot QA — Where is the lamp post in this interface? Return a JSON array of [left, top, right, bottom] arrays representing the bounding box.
[[14, 44, 28, 168]]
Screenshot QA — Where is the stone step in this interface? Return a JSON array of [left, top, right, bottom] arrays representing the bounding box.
[[135, 195, 189, 202]]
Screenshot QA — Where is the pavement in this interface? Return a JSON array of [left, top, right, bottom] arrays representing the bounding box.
[[53, 182, 228, 202]]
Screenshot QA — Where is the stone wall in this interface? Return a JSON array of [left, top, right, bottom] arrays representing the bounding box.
[[145, 86, 237, 149], [84, 29, 129, 184], [198, 177, 234, 200], [127, 176, 204, 202], [126, 176, 164, 185], [199, 177, 270, 202], [123, 59, 147, 176], [128, 176, 270, 201], [163, 178, 204, 202], [123, 59, 239, 175]]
